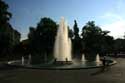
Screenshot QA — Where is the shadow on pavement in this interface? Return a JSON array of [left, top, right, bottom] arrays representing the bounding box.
[[90, 66, 111, 76]]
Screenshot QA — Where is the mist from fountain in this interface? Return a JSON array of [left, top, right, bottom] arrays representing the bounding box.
[[28, 54, 31, 65], [96, 54, 101, 63], [81, 54, 86, 61], [21, 56, 24, 65], [54, 17, 72, 61]]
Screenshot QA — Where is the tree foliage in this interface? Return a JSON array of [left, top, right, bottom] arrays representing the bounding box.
[[73, 20, 79, 37], [72, 20, 82, 58], [81, 21, 114, 60], [28, 17, 57, 63], [0, 0, 20, 59], [0, 0, 12, 24]]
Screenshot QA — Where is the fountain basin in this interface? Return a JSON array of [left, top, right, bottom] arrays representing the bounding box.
[[53, 61, 73, 65], [7, 58, 116, 70]]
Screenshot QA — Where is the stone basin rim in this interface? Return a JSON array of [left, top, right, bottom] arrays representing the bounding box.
[[6, 59, 117, 70]]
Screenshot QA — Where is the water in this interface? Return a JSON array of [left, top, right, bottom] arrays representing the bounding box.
[[81, 54, 86, 61], [21, 56, 24, 65], [96, 54, 101, 63], [54, 17, 72, 61], [28, 54, 31, 65]]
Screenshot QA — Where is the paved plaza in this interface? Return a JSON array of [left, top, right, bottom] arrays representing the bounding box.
[[0, 58, 125, 83]]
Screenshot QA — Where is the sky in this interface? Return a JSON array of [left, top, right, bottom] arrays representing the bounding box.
[[5, 0, 125, 40]]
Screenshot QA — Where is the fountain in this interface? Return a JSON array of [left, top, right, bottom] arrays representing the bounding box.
[[96, 54, 101, 63], [7, 17, 116, 69], [54, 17, 72, 62], [81, 54, 86, 62], [21, 56, 24, 65], [27, 54, 31, 65]]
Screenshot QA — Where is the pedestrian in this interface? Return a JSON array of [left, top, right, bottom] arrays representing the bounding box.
[[101, 56, 106, 71], [102, 56, 106, 66]]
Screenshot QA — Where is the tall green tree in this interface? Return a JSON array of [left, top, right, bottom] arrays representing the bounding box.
[[72, 20, 82, 58], [0, 0, 12, 25], [0, 0, 20, 59], [81, 21, 114, 60], [36, 17, 57, 54], [81, 21, 102, 52], [68, 26, 74, 39], [28, 17, 57, 63], [114, 38, 125, 52], [73, 20, 79, 38], [100, 32, 114, 55]]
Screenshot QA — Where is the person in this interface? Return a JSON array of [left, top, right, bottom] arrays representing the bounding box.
[[101, 56, 107, 71], [102, 56, 106, 66], [65, 58, 68, 62]]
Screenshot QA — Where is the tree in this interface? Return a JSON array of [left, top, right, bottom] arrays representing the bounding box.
[[81, 21, 114, 60], [28, 27, 36, 53], [36, 17, 57, 54], [72, 20, 82, 58], [28, 17, 57, 63], [100, 35, 114, 56], [68, 26, 74, 39], [81, 21, 102, 51], [0, 0, 12, 25], [73, 20, 79, 38], [114, 38, 125, 52], [0, 0, 20, 60]]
